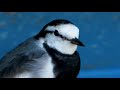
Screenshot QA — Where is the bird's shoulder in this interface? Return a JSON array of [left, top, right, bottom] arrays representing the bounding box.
[[0, 37, 45, 61]]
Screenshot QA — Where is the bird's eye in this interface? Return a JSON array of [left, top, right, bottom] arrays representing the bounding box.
[[54, 30, 59, 36]]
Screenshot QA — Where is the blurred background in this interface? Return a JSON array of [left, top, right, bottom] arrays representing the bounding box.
[[0, 12, 119, 78]]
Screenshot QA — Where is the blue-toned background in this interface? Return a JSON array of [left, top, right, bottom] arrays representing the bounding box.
[[0, 12, 119, 78]]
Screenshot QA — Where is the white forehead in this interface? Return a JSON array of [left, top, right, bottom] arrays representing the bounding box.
[[45, 24, 79, 39]]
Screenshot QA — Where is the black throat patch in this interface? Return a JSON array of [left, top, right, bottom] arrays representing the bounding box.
[[43, 43, 80, 78]]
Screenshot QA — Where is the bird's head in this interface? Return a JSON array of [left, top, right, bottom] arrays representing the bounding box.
[[34, 19, 84, 55]]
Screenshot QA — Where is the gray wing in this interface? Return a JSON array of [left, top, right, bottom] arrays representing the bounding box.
[[0, 38, 46, 78]]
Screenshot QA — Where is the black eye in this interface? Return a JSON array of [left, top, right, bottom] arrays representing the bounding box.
[[54, 30, 59, 36]]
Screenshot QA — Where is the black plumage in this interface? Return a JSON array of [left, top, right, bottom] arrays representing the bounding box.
[[43, 43, 80, 78]]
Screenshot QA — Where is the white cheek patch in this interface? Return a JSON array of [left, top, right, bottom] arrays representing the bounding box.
[[45, 34, 77, 54], [45, 24, 79, 39]]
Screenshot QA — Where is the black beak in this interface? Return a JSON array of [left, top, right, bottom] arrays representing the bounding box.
[[71, 38, 85, 46]]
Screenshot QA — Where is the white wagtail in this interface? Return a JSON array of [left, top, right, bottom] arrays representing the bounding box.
[[0, 19, 84, 78]]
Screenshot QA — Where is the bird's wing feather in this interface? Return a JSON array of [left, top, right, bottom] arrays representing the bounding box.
[[0, 49, 46, 78], [0, 38, 46, 78]]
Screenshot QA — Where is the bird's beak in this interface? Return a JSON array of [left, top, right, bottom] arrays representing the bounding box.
[[71, 38, 85, 46]]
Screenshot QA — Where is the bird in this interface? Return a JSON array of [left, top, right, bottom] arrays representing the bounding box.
[[0, 19, 84, 78]]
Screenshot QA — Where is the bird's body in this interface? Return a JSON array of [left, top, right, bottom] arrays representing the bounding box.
[[0, 19, 84, 78]]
